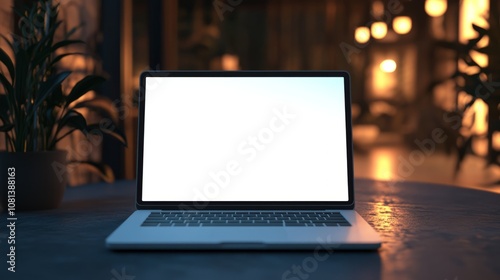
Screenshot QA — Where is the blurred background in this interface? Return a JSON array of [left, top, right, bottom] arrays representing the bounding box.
[[1, 0, 500, 193]]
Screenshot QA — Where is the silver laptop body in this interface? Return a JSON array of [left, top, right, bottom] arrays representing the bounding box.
[[106, 71, 381, 250]]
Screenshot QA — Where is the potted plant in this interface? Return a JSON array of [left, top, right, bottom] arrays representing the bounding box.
[[0, 0, 126, 210]]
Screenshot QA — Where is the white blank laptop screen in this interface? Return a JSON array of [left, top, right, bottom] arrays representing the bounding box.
[[142, 77, 349, 202]]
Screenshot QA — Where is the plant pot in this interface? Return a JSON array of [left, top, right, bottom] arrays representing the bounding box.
[[0, 151, 68, 211]]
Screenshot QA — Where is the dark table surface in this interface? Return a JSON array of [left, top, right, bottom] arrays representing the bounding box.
[[1, 179, 499, 280]]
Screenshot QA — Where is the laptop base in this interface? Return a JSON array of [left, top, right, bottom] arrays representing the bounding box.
[[106, 210, 381, 250]]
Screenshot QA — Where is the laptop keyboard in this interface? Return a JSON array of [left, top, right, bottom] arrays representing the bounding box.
[[141, 211, 351, 227]]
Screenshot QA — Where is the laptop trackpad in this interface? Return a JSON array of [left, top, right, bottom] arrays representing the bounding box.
[[198, 227, 288, 243]]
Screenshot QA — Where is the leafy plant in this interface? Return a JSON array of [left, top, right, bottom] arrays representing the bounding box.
[[434, 3, 500, 177], [0, 0, 126, 181]]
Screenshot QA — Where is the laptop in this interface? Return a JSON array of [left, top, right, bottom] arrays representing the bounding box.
[[106, 70, 381, 250]]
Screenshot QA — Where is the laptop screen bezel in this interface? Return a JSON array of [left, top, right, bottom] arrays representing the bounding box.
[[136, 71, 355, 210]]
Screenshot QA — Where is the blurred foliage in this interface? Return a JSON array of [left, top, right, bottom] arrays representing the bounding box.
[[434, 4, 500, 176]]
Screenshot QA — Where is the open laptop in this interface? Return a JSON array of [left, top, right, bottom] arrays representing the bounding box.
[[106, 70, 381, 250]]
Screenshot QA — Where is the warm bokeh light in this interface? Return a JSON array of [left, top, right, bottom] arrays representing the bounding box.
[[393, 16, 412, 35], [355, 26, 370, 44], [460, 0, 489, 68], [374, 154, 394, 181], [461, 97, 488, 155], [425, 0, 448, 17], [373, 202, 394, 232], [372, 1, 385, 18], [459, 0, 490, 154], [493, 132, 500, 151], [371, 22, 388, 40], [380, 59, 397, 73], [471, 99, 488, 135], [352, 125, 380, 146], [221, 54, 239, 70], [372, 55, 398, 99], [473, 137, 488, 156]]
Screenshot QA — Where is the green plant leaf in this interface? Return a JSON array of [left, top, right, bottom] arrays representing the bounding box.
[[0, 91, 12, 129], [72, 96, 119, 123], [0, 48, 15, 80], [14, 47, 28, 105], [0, 34, 14, 50], [435, 40, 470, 54], [454, 137, 472, 176], [467, 37, 483, 49], [463, 55, 480, 68], [0, 72, 13, 95], [0, 94, 10, 120], [30, 20, 62, 51], [472, 24, 488, 36], [58, 109, 88, 134], [0, 123, 14, 132], [64, 24, 82, 40], [44, 107, 55, 126], [66, 75, 106, 106], [463, 98, 477, 111], [49, 52, 83, 67], [29, 21, 62, 65], [51, 39, 84, 53], [476, 46, 496, 55], [45, 84, 65, 107], [87, 123, 127, 147], [68, 161, 115, 183], [32, 40, 83, 68], [33, 71, 72, 110]]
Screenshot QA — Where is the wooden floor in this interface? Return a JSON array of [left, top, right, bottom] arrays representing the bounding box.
[[353, 146, 500, 194]]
